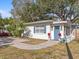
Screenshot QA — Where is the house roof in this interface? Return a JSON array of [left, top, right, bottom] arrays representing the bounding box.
[[24, 20, 68, 26], [24, 20, 53, 26]]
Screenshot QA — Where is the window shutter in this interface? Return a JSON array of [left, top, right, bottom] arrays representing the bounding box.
[[34, 26, 35, 33], [44, 26, 46, 33]]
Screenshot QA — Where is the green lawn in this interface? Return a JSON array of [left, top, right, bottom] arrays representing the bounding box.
[[0, 40, 79, 59]]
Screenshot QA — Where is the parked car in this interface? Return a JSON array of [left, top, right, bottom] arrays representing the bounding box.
[[0, 30, 11, 37]]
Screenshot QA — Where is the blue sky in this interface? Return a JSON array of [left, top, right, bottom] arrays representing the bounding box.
[[0, 0, 12, 18]]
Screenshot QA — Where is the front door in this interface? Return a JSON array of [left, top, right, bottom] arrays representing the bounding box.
[[54, 26, 60, 40]]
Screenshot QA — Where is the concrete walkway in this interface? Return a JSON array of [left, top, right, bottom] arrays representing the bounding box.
[[11, 39, 59, 50]]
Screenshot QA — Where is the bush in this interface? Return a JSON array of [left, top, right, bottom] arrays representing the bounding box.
[[13, 29, 24, 37], [6, 24, 24, 37]]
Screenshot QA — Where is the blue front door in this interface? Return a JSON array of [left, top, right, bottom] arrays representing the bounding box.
[[54, 26, 60, 40]]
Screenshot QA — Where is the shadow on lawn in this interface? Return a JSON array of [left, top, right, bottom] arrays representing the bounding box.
[[65, 43, 73, 59]]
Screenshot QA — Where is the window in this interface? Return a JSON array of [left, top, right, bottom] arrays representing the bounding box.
[[72, 25, 75, 29], [34, 26, 46, 33], [55, 26, 60, 29]]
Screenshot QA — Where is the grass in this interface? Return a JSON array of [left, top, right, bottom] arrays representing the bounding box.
[[0, 40, 79, 59], [23, 38, 47, 45]]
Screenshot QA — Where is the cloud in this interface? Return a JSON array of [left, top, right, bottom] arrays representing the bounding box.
[[0, 10, 12, 18]]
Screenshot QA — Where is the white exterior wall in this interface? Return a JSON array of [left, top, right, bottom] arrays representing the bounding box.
[[60, 25, 64, 38], [26, 25, 65, 40], [50, 26, 54, 40], [27, 25, 51, 40], [24, 21, 75, 42]]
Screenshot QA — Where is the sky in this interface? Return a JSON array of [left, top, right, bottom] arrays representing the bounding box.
[[0, 0, 12, 18]]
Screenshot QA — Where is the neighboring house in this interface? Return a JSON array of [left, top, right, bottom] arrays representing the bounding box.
[[23, 20, 78, 42], [72, 24, 79, 39]]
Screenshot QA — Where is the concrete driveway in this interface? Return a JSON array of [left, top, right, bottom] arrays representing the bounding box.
[[0, 37, 14, 46], [11, 39, 59, 50], [0, 37, 59, 50]]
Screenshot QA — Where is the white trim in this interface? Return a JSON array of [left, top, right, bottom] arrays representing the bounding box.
[[53, 21, 67, 24]]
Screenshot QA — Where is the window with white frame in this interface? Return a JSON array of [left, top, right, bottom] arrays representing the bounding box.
[[34, 26, 46, 33]]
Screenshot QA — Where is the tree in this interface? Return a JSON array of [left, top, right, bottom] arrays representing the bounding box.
[[0, 17, 15, 29], [0, 13, 4, 29], [38, 0, 79, 21], [12, 0, 49, 22], [12, 0, 79, 22], [0, 13, 2, 19], [12, 0, 35, 21]]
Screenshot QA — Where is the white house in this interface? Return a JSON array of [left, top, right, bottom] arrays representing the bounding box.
[[23, 20, 76, 42]]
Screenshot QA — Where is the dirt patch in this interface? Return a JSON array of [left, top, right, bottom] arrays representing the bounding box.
[[23, 38, 47, 45]]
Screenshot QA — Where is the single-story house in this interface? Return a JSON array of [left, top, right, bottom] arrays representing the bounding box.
[[23, 20, 77, 42]]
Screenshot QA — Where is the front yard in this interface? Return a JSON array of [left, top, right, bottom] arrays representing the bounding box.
[[0, 39, 79, 59], [23, 38, 47, 45]]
